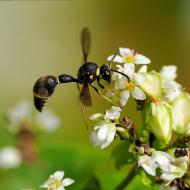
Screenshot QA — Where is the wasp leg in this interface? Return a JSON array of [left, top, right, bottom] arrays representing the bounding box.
[[33, 74, 79, 112], [97, 77, 120, 99], [97, 77, 105, 89], [90, 83, 119, 106], [76, 83, 89, 130]]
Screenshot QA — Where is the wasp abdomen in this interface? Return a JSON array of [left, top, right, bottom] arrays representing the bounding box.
[[33, 75, 57, 112]]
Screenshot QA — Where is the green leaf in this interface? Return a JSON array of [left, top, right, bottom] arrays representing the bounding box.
[[81, 176, 101, 190], [111, 140, 135, 170]]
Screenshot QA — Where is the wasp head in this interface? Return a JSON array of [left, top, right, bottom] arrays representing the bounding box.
[[100, 64, 111, 84]]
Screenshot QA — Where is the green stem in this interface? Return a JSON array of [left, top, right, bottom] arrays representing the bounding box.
[[115, 164, 137, 190]]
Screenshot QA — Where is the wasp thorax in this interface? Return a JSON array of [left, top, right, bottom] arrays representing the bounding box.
[[33, 76, 57, 98]]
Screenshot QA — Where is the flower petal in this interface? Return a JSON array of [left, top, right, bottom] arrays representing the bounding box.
[[138, 155, 157, 176], [123, 63, 135, 80], [120, 90, 130, 106], [152, 151, 174, 172], [114, 78, 127, 89], [160, 65, 177, 81], [119, 48, 132, 57], [89, 113, 104, 121], [57, 186, 65, 190], [62, 178, 75, 186], [134, 54, 151, 64], [131, 87, 146, 100], [104, 106, 121, 120], [53, 171, 64, 181], [107, 55, 124, 63], [138, 65, 147, 73]]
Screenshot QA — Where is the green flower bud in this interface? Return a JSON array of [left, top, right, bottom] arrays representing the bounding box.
[[116, 127, 130, 139], [135, 71, 161, 100], [172, 92, 190, 135], [145, 101, 172, 144]]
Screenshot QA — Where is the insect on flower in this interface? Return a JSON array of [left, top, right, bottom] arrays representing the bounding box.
[[33, 28, 129, 127]]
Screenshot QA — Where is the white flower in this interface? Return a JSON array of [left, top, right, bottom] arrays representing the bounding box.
[[89, 106, 120, 149], [0, 146, 22, 169], [163, 81, 181, 103], [152, 151, 174, 172], [115, 65, 146, 106], [172, 93, 190, 135], [107, 48, 151, 65], [40, 171, 74, 190], [160, 65, 177, 81], [160, 65, 181, 102], [7, 100, 32, 126], [36, 110, 60, 132], [90, 122, 116, 149], [160, 185, 177, 190], [160, 157, 188, 185], [138, 155, 157, 176], [104, 106, 121, 120]]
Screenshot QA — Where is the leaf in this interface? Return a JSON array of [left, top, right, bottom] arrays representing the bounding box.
[[81, 176, 101, 190], [111, 140, 135, 170]]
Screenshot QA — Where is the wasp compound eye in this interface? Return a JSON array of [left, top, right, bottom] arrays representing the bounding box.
[[33, 76, 57, 112], [100, 64, 111, 83]]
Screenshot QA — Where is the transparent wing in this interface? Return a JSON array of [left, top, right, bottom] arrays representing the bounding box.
[[81, 27, 91, 63]]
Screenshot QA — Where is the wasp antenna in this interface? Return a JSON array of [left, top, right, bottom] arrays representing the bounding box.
[[109, 49, 119, 68], [111, 69, 130, 82]]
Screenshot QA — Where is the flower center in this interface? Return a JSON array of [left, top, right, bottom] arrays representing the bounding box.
[[49, 178, 61, 189], [125, 56, 135, 63], [126, 81, 135, 91]]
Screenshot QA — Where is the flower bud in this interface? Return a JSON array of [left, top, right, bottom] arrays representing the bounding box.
[[135, 71, 161, 100], [171, 92, 190, 135], [145, 101, 172, 144]]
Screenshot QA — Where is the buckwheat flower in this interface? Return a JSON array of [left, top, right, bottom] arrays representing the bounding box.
[[36, 110, 60, 132], [40, 171, 74, 190], [114, 65, 147, 106], [107, 48, 151, 65], [104, 106, 121, 120], [90, 122, 117, 149], [152, 151, 174, 172], [146, 101, 172, 144], [138, 154, 157, 176], [172, 93, 190, 135], [7, 100, 32, 126], [0, 146, 22, 169], [160, 65, 177, 81], [160, 157, 188, 185], [89, 106, 121, 149], [160, 185, 177, 190], [160, 65, 181, 102]]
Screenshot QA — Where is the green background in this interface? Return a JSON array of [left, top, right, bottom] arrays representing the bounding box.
[[0, 0, 190, 189]]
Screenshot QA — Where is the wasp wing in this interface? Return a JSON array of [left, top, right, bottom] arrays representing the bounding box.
[[81, 27, 91, 63], [79, 83, 92, 106]]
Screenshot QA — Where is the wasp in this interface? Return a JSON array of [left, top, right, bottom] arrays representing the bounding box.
[[33, 28, 129, 118]]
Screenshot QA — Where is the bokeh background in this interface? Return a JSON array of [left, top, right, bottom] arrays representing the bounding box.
[[0, 0, 190, 189]]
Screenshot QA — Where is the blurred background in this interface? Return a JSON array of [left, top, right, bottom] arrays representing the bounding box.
[[0, 0, 190, 189]]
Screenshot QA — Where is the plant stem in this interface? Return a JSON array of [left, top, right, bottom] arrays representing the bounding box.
[[115, 163, 137, 190]]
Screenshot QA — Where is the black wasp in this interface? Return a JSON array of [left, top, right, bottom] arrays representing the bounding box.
[[33, 28, 129, 124]]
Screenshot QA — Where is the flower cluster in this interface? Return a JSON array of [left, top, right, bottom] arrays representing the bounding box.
[[7, 100, 61, 133], [89, 47, 190, 189], [0, 100, 61, 168], [40, 171, 74, 190]]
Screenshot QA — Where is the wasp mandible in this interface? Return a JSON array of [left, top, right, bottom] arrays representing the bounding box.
[[33, 28, 129, 112]]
